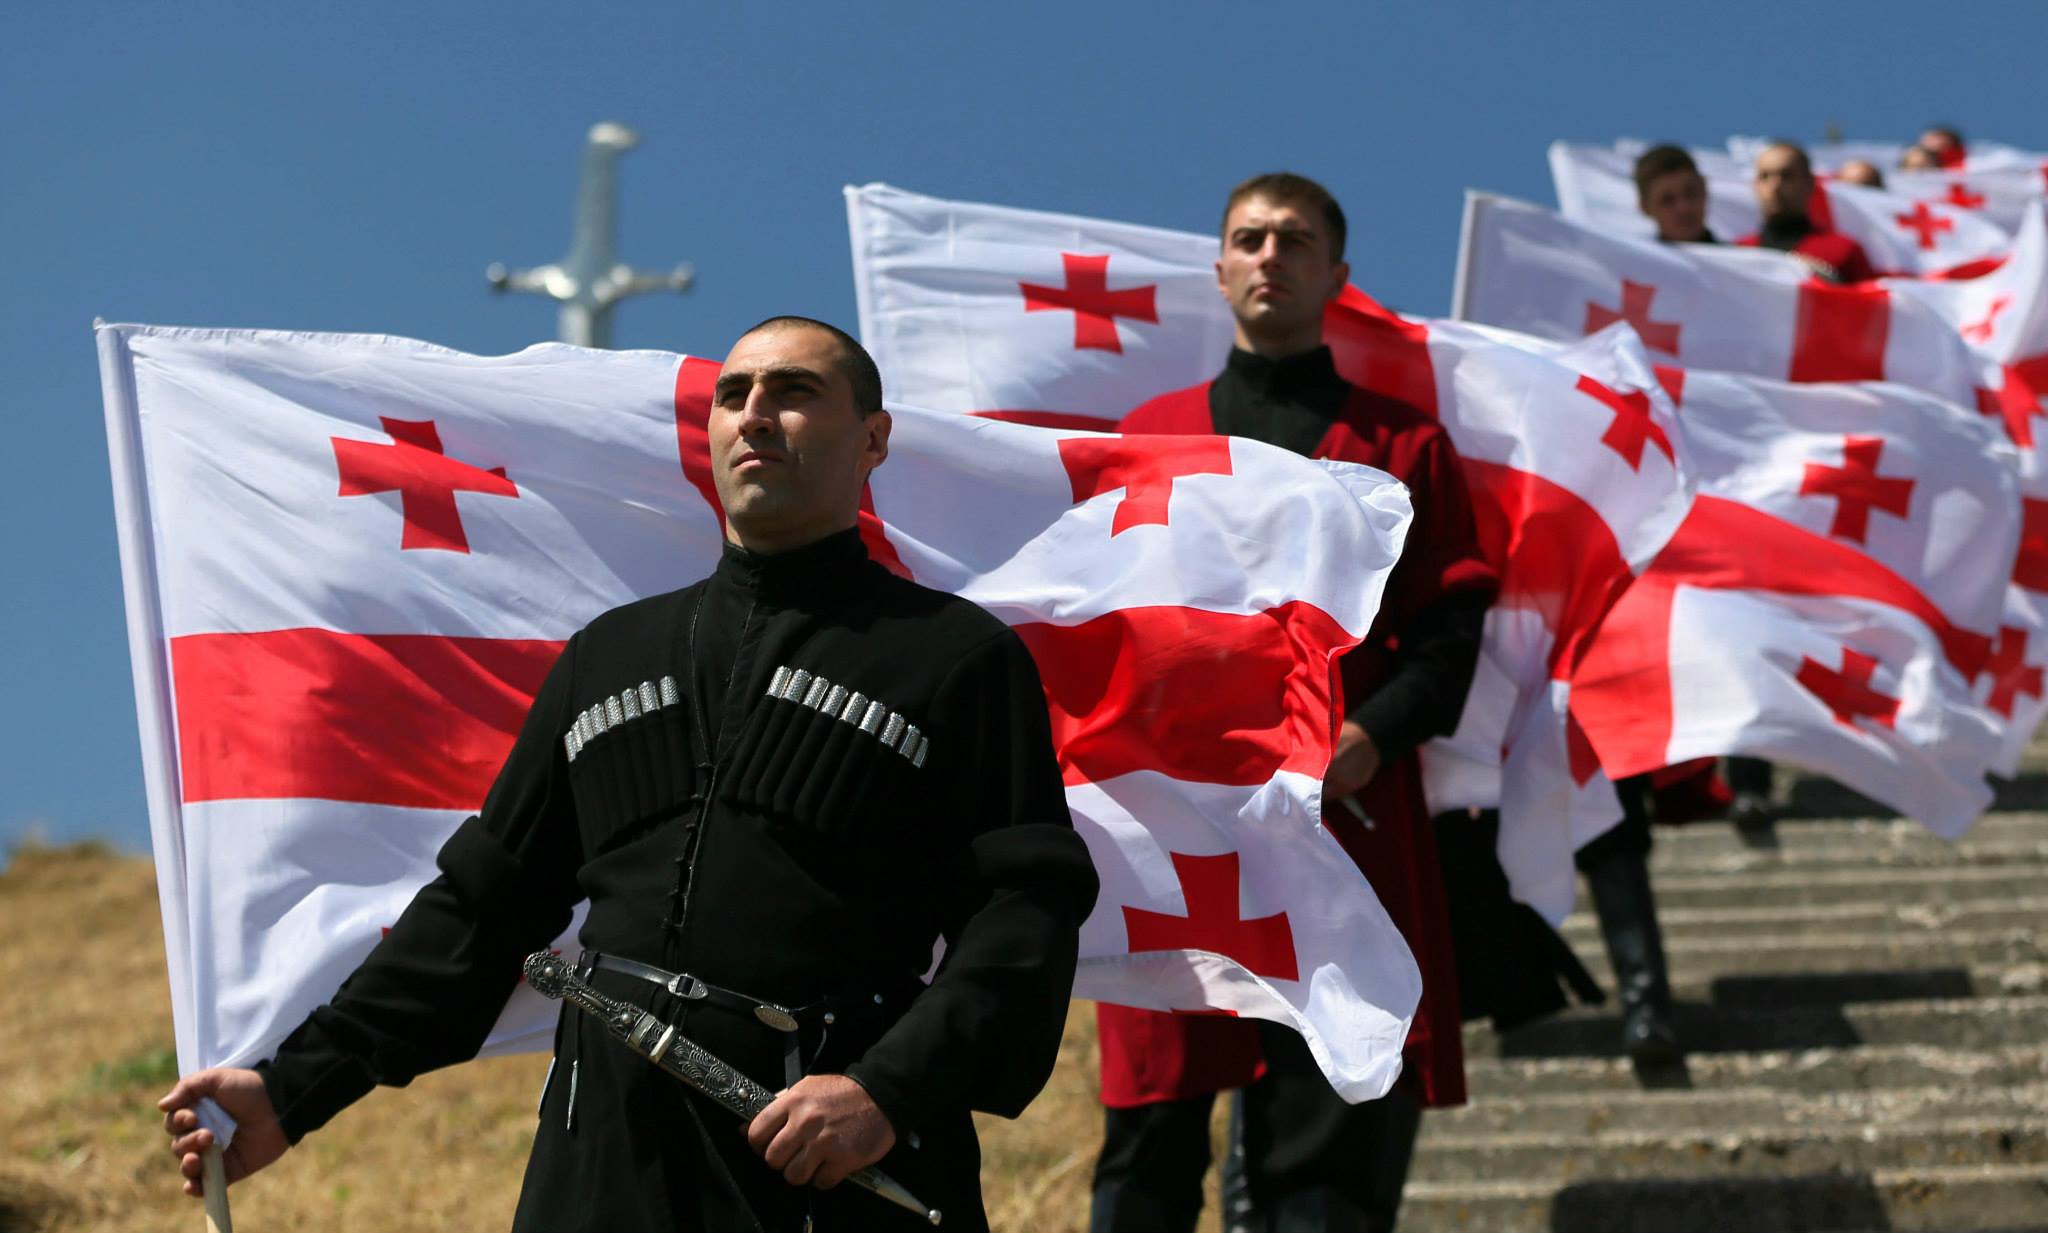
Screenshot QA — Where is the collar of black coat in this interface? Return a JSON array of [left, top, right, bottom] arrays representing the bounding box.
[[1220, 344, 1349, 408], [715, 525, 873, 601]]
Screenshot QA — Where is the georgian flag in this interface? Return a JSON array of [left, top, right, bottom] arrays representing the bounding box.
[[847, 184, 1696, 923], [1456, 193, 1983, 405], [1726, 135, 2048, 178], [100, 323, 1421, 1103], [1550, 142, 2012, 279]]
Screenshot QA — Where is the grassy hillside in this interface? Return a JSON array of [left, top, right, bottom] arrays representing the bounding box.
[[0, 843, 1224, 1232]]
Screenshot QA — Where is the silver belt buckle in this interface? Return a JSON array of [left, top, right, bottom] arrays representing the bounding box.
[[668, 973, 709, 1000]]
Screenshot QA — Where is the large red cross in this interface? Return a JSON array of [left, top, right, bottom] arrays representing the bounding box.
[[1574, 374, 1674, 470], [1057, 434, 1234, 535], [1984, 626, 2044, 718], [1961, 295, 2012, 345], [1798, 436, 1915, 544], [1975, 357, 2048, 448], [1943, 183, 1987, 210], [1894, 202, 1955, 250], [1795, 647, 1899, 729], [1122, 850, 1299, 980], [1583, 280, 1681, 354], [1020, 253, 1159, 354], [332, 417, 518, 553]]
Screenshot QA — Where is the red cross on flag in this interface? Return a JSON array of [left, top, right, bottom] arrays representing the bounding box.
[[1550, 143, 2014, 279], [1458, 193, 1981, 404], [98, 322, 1419, 1103]]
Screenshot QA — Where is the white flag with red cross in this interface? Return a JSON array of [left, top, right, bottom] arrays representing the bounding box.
[[1569, 493, 2005, 836], [847, 183, 1699, 923], [100, 322, 1421, 1102], [1551, 142, 2013, 279], [1726, 135, 2048, 178], [1456, 193, 1982, 405]]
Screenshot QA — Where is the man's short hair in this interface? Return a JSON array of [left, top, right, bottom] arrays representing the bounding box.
[[1222, 172, 1348, 264], [741, 316, 884, 417], [1759, 140, 1813, 177], [1925, 125, 1964, 149], [1632, 145, 1701, 204]]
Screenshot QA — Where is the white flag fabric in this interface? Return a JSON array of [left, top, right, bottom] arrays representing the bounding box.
[[1551, 142, 2011, 278], [1570, 494, 2005, 836], [99, 322, 1422, 1101], [849, 183, 1700, 922], [1726, 135, 2048, 177], [1456, 193, 1981, 405]]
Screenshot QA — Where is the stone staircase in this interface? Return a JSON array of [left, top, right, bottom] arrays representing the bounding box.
[[1406, 785, 2048, 1233]]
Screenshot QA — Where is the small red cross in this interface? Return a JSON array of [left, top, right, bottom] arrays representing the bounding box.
[[1975, 357, 2048, 448], [1020, 253, 1160, 353], [1984, 626, 2044, 717], [1798, 436, 1915, 544], [1894, 202, 1955, 251], [1943, 183, 1987, 210], [1058, 434, 1234, 535], [1574, 374, 1674, 470], [1795, 647, 1900, 729], [1961, 295, 2012, 345], [2016, 498, 2048, 593], [1122, 850, 1298, 981], [332, 417, 518, 553], [1583, 280, 1681, 354]]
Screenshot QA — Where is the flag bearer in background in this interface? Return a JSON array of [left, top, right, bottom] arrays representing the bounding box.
[[158, 317, 1100, 1233], [1632, 145, 1717, 245], [1740, 140, 1879, 284], [1091, 173, 1498, 1233]]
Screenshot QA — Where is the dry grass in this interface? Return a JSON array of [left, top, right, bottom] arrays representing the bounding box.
[[0, 844, 1226, 1232]]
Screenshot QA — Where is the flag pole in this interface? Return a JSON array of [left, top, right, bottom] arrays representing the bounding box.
[[202, 1144, 233, 1231]]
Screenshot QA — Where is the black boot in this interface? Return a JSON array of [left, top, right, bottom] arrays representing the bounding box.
[[1583, 846, 1681, 1066]]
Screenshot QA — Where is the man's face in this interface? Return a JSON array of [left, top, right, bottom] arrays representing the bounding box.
[[1900, 145, 1940, 172], [1640, 169, 1709, 242], [1919, 129, 1961, 160], [709, 325, 889, 548], [1836, 159, 1884, 189], [1215, 195, 1350, 343], [1753, 146, 1814, 221]]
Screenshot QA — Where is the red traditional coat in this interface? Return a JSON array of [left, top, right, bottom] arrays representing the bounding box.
[[1096, 371, 1497, 1110]]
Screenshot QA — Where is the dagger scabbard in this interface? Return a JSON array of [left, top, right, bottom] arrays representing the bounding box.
[[523, 951, 940, 1225]]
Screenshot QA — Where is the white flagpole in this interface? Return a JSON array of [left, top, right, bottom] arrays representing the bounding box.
[[202, 1146, 233, 1231]]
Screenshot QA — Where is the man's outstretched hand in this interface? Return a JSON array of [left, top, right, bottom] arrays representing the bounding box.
[[158, 1067, 289, 1198], [746, 1073, 896, 1189]]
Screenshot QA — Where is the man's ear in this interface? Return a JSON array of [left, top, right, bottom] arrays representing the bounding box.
[[1326, 260, 1352, 303], [861, 409, 892, 473], [1215, 256, 1228, 300]]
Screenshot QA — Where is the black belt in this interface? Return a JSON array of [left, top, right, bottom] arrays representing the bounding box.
[[576, 949, 895, 1089]]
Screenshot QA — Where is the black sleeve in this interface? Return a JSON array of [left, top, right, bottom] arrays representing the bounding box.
[[255, 634, 587, 1144], [844, 631, 1099, 1131], [1349, 588, 1490, 761]]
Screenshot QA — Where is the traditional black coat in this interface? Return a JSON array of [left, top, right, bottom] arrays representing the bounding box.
[[256, 529, 1100, 1231]]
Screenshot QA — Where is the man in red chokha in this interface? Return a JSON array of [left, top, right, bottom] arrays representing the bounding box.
[[1090, 173, 1498, 1233], [1740, 140, 1879, 284]]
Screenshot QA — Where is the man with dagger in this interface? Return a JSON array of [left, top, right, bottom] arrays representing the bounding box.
[[159, 316, 1100, 1231]]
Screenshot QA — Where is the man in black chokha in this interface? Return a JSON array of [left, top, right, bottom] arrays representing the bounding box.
[[160, 316, 1101, 1231]]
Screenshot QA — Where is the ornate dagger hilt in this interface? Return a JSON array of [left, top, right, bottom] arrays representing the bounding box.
[[524, 951, 941, 1225]]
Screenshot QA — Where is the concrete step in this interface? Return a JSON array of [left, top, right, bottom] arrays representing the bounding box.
[[1647, 835, 2048, 877], [1645, 865, 2046, 911], [1421, 1081, 2048, 1140], [1565, 936, 2045, 999], [1649, 812, 2043, 860], [1401, 1163, 2048, 1233], [1463, 1044, 2048, 1099], [1467, 995, 2048, 1061], [1407, 1117, 2048, 1184], [1560, 896, 2048, 945]]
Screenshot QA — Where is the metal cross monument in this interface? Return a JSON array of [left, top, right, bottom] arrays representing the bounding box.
[[487, 122, 695, 348]]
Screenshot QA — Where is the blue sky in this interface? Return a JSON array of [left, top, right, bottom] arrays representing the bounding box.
[[6, 1, 2045, 855]]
